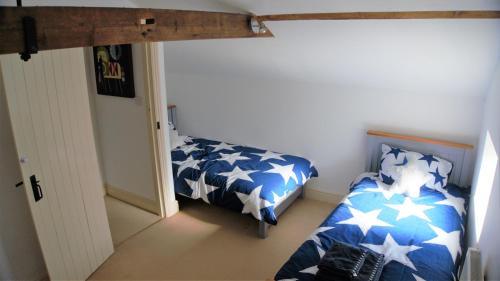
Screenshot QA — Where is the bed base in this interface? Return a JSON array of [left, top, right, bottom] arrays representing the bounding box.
[[258, 185, 305, 239]]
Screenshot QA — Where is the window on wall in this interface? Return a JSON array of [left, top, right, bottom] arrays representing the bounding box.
[[473, 130, 498, 241]]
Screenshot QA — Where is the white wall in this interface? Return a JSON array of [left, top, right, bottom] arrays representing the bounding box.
[[89, 44, 157, 201], [468, 59, 500, 280], [161, 2, 499, 195], [0, 70, 47, 280], [165, 72, 482, 194]]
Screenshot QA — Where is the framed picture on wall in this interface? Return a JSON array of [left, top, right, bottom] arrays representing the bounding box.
[[93, 44, 135, 98]]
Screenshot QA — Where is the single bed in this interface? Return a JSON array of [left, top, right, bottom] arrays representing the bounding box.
[[167, 105, 318, 238], [274, 130, 474, 281]]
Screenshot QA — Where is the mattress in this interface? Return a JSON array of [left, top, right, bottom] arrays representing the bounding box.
[[171, 137, 318, 225], [275, 172, 468, 281]]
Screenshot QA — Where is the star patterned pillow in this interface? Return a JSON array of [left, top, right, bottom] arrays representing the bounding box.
[[379, 144, 453, 191]]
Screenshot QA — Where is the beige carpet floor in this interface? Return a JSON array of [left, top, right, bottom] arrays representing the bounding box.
[[91, 197, 337, 280], [105, 196, 161, 246]]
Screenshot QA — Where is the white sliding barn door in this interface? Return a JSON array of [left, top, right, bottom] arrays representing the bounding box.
[[0, 48, 113, 280]]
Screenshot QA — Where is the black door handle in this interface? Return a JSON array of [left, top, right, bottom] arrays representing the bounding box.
[[30, 175, 43, 202]]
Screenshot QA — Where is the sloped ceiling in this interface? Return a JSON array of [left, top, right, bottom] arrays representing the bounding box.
[[135, 0, 500, 97]]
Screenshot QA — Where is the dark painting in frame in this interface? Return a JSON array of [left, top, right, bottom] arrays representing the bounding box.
[[93, 44, 135, 98]]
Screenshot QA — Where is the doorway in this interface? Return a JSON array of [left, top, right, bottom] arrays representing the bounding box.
[[84, 43, 163, 246]]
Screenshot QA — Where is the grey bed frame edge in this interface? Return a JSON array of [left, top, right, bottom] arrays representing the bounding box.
[[366, 131, 475, 187], [258, 185, 305, 239]]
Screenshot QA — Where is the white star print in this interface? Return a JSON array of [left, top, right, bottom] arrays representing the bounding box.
[[435, 190, 466, 216], [177, 143, 202, 155], [386, 197, 434, 222], [299, 266, 318, 275], [264, 163, 298, 185], [235, 185, 272, 220], [361, 233, 421, 270], [364, 187, 394, 200], [185, 172, 220, 204], [343, 191, 362, 206], [172, 156, 200, 177], [301, 171, 310, 185], [412, 273, 426, 281], [423, 224, 461, 262], [219, 166, 257, 189], [209, 142, 236, 153], [336, 207, 392, 236], [307, 226, 334, 245], [253, 150, 286, 161], [299, 245, 325, 275], [218, 152, 250, 165], [309, 162, 315, 177]]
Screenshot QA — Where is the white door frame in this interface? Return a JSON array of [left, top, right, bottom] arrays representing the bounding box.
[[84, 43, 178, 218], [143, 42, 179, 217]]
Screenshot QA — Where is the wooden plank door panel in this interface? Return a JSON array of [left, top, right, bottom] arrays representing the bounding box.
[[0, 48, 113, 280]]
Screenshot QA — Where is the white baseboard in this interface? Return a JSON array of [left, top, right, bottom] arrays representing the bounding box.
[[105, 184, 161, 215], [304, 188, 345, 204]]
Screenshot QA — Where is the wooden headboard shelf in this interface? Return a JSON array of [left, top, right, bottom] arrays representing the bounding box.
[[366, 130, 475, 187], [367, 130, 474, 150]]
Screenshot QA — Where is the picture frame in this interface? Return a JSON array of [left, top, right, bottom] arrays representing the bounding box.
[[93, 44, 135, 98]]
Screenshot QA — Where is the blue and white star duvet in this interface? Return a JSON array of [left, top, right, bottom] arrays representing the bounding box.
[[171, 137, 318, 225], [275, 173, 468, 281]]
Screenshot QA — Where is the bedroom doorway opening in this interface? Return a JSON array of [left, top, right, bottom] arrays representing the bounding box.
[[84, 42, 171, 246]]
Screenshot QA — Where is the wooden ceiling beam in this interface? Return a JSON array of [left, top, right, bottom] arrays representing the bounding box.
[[0, 7, 273, 55], [256, 10, 500, 21]]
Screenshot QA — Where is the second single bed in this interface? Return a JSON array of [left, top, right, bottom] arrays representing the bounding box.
[[274, 130, 474, 281]]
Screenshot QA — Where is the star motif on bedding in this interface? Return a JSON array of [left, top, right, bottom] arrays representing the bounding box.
[[336, 207, 392, 236], [209, 142, 236, 153], [177, 143, 202, 155], [343, 191, 362, 206], [185, 172, 220, 204], [309, 162, 316, 177], [253, 150, 286, 162], [219, 166, 257, 189], [386, 197, 434, 222], [298, 245, 325, 275], [388, 147, 405, 159], [219, 152, 250, 165], [308, 226, 334, 245], [435, 190, 466, 216], [423, 224, 461, 262], [235, 185, 272, 220], [364, 186, 395, 200], [264, 163, 298, 185], [419, 154, 439, 167], [301, 171, 309, 185], [396, 156, 408, 166], [380, 173, 395, 185], [199, 182, 220, 204], [429, 167, 445, 187], [299, 266, 318, 275], [361, 233, 421, 271], [172, 156, 200, 177]]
